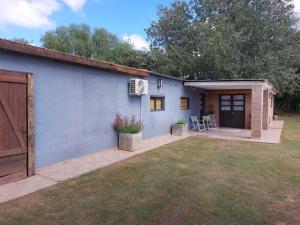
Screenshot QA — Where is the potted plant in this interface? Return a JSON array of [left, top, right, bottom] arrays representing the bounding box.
[[208, 109, 215, 115], [113, 113, 143, 151], [171, 119, 188, 137]]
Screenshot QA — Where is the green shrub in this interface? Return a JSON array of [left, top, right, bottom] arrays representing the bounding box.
[[177, 119, 187, 125]]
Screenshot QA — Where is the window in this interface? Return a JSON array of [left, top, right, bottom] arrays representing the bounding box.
[[180, 97, 190, 110], [220, 94, 245, 112], [150, 96, 165, 111]]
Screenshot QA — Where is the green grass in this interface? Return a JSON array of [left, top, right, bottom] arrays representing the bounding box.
[[1, 114, 300, 225]]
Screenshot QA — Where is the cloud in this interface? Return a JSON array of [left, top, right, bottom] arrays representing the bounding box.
[[294, 0, 300, 14], [0, 0, 87, 29], [123, 34, 150, 51], [61, 0, 86, 11], [294, 0, 300, 10], [0, 0, 60, 28], [293, 0, 300, 28]]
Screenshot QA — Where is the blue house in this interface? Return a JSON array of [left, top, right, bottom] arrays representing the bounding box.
[[0, 39, 276, 185]]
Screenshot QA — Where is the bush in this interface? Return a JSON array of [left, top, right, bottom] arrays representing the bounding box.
[[177, 119, 187, 125], [113, 113, 144, 134]]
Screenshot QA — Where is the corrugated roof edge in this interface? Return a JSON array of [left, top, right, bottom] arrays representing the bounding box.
[[0, 38, 150, 77], [184, 79, 268, 82], [184, 79, 277, 93], [150, 71, 183, 81]]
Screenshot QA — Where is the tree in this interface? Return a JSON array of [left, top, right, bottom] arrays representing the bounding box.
[[12, 38, 32, 44], [41, 24, 92, 57], [146, 0, 300, 98], [41, 24, 147, 68], [91, 28, 118, 61]]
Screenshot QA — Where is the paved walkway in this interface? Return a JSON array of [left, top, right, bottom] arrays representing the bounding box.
[[0, 133, 192, 204], [0, 122, 284, 204]]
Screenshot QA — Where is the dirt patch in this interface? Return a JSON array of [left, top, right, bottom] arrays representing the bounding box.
[[274, 191, 300, 225]]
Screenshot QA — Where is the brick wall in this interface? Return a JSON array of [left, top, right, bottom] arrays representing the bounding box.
[[245, 93, 251, 129], [251, 86, 263, 137], [263, 90, 269, 129], [205, 91, 220, 126], [205, 90, 251, 129]]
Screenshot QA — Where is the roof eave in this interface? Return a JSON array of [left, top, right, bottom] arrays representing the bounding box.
[[0, 39, 150, 77], [184, 80, 276, 92]]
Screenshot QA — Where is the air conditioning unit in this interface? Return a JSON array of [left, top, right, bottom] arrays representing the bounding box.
[[129, 79, 148, 96]]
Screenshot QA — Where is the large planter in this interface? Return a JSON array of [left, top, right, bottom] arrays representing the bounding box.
[[171, 123, 188, 137], [118, 132, 142, 151]]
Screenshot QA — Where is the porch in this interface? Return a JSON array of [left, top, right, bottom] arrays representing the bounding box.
[[185, 80, 277, 138], [192, 120, 284, 144]]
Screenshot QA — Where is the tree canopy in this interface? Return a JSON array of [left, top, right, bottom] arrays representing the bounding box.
[[146, 0, 300, 96], [12, 38, 32, 44], [41, 24, 147, 68]]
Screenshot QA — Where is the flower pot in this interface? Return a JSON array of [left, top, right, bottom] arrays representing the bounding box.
[[118, 132, 142, 151], [171, 123, 188, 137]]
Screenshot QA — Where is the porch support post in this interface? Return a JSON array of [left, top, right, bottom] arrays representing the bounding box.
[[262, 89, 269, 130], [251, 85, 263, 138]]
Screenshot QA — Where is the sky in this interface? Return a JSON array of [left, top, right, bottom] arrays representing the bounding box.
[[0, 0, 299, 50]]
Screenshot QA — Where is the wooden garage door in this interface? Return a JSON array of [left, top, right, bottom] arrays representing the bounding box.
[[0, 72, 28, 185], [219, 94, 245, 129]]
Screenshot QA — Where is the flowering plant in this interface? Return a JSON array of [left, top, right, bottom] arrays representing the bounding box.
[[113, 113, 144, 134]]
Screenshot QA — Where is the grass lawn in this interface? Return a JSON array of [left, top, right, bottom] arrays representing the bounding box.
[[0, 115, 300, 225]]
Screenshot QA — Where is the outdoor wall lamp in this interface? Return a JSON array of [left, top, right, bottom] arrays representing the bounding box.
[[157, 79, 163, 89]]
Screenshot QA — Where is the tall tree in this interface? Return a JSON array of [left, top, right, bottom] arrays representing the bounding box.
[[42, 24, 92, 57], [41, 24, 146, 68], [12, 38, 32, 44], [146, 0, 300, 96], [91, 28, 118, 61]]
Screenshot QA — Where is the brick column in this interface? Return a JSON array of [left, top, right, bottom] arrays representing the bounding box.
[[262, 90, 269, 130], [251, 85, 263, 138]]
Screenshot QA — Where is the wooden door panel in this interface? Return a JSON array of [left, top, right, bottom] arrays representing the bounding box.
[[0, 154, 27, 177], [219, 95, 232, 128], [0, 82, 27, 152], [0, 103, 20, 151], [0, 73, 28, 185], [220, 94, 245, 129], [0, 148, 25, 157], [0, 172, 27, 186], [232, 94, 245, 128]]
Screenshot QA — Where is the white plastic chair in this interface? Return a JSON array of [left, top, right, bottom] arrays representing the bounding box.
[[209, 114, 218, 129], [191, 116, 206, 132], [203, 114, 218, 130]]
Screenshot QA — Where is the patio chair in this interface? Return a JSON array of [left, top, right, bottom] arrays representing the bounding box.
[[203, 114, 218, 130], [191, 116, 206, 132], [209, 114, 218, 129]]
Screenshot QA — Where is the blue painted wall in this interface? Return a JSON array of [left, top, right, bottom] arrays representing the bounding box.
[[0, 50, 200, 168], [142, 75, 201, 138]]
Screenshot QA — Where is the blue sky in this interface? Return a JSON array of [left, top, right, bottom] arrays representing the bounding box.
[[0, 0, 299, 50], [0, 0, 174, 49]]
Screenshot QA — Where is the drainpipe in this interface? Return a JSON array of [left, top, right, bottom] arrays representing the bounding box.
[[140, 95, 142, 122]]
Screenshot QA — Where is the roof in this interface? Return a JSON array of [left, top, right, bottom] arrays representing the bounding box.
[[0, 39, 276, 91], [184, 80, 277, 93], [185, 79, 268, 82], [0, 38, 149, 77], [150, 71, 183, 81]]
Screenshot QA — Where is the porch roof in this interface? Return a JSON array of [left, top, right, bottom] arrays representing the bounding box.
[[184, 80, 276, 93]]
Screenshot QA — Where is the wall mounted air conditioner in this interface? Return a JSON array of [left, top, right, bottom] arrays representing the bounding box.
[[129, 79, 148, 96]]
